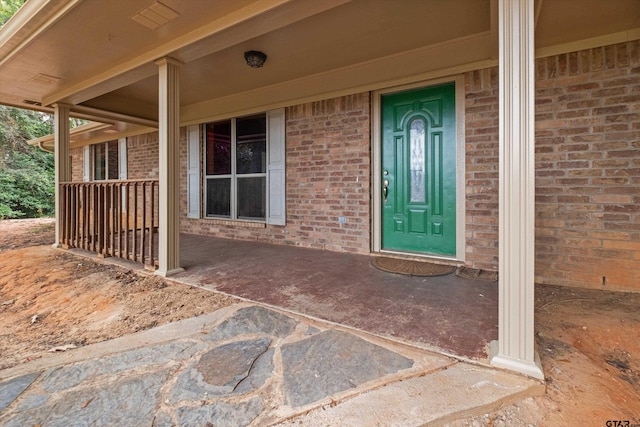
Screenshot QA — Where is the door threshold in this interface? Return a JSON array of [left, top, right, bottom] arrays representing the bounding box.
[[377, 250, 463, 265]]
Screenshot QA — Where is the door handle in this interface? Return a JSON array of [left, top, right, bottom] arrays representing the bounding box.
[[383, 179, 389, 203]]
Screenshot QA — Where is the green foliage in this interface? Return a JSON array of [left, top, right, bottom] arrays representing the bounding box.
[[0, 0, 26, 27], [0, 1, 55, 219], [0, 106, 54, 219]]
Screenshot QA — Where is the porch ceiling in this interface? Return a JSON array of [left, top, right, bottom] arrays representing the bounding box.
[[2, 0, 640, 146]]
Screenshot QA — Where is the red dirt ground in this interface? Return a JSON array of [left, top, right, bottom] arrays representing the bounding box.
[[0, 218, 235, 370], [1, 219, 639, 426]]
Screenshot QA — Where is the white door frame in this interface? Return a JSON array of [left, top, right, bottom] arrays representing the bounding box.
[[371, 75, 466, 262]]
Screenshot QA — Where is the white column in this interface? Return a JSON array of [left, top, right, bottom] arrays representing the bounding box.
[[53, 103, 70, 248], [155, 57, 184, 277], [491, 0, 544, 379]]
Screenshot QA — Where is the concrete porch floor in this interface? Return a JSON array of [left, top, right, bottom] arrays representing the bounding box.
[[174, 233, 499, 362]]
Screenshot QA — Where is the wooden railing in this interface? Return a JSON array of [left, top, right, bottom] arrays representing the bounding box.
[[59, 180, 159, 269]]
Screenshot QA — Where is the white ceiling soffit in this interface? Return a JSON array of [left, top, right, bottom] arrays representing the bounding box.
[[68, 0, 494, 120], [1, 0, 640, 129], [42, 0, 352, 107]]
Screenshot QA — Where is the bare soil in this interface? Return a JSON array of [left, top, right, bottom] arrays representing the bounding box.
[[1, 219, 639, 426], [0, 218, 235, 370], [449, 278, 640, 426]]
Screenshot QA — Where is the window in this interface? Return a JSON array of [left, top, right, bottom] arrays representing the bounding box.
[[205, 114, 267, 220], [189, 109, 284, 224], [92, 140, 119, 180], [83, 139, 127, 182]]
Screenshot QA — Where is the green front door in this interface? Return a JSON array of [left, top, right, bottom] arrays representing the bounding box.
[[381, 83, 457, 256]]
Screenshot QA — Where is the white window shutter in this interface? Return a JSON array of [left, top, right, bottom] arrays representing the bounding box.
[[83, 146, 91, 182], [267, 108, 286, 225], [187, 125, 201, 219], [118, 138, 128, 180]]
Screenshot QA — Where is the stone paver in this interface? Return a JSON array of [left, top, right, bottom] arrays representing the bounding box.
[[176, 397, 264, 427], [0, 373, 40, 412], [5, 369, 171, 427], [169, 338, 272, 402], [281, 329, 414, 407], [0, 304, 541, 426], [204, 305, 299, 342], [276, 363, 546, 426]]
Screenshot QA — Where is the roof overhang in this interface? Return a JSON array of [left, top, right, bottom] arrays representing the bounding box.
[[3, 0, 640, 150], [28, 119, 156, 153]]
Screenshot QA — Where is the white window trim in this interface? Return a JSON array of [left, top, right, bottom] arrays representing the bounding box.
[[267, 108, 286, 225], [118, 138, 127, 180], [187, 125, 201, 219], [82, 146, 90, 182]]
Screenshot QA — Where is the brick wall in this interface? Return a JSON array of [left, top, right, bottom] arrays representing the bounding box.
[[464, 68, 500, 271], [127, 132, 159, 180], [70, 147, 83, 182], [181, 93, 371, 254], [465, 40, 640, 290], [534, 41, 640, 290]]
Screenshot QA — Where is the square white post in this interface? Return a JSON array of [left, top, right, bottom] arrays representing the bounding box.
[[53, 103, 70, 248], [155, 57, 184, 277], [491, 0, 544, 380]]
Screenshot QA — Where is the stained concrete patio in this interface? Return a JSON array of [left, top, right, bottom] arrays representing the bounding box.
[[174, 233, 499, 361]]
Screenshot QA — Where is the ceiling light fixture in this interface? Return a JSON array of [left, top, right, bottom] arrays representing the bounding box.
[[244, 50, 267, 68]]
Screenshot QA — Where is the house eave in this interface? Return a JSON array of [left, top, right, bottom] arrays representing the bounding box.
[[28, 121, 156, 152]]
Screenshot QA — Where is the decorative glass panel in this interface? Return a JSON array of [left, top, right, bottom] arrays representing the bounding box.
[[409, 118, 426, 203], [236, 114, 266, 174], [205, 120, 231, 175], [107, 140, 119, 180], [237, 177, 266, 219], [206, 178, 231, 217]]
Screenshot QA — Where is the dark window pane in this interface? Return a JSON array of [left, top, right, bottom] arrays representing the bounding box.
[[237, 177, 266, 220], [206, 178, 230, 217], [94, 143, 105, 180], [205, 120, 231, 175], [107, 140, 119, 180], [236, 114, 266, 174]]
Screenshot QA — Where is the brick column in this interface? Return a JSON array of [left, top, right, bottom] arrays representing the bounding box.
[[491, 0, 544, 379], [156, 57, 184, 277], [53, 103, 70, 248]]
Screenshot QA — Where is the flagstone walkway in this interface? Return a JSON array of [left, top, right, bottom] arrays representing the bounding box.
[[0, 303, 542, 426]]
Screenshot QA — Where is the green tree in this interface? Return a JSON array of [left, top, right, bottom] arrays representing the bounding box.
[[0, 0, 54, 219], [0, 0, 26, 27], [0, 106, 54, 218]]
